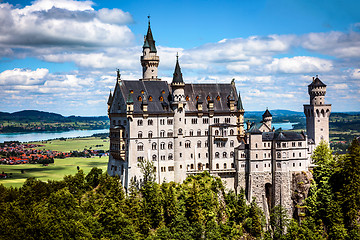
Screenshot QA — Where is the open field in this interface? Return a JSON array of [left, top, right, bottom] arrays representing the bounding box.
[[32, 136, 110, 152], [0, 156, 108, 188]]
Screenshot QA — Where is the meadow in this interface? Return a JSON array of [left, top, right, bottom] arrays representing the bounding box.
[[32, 136, 109, 152], [0, 156, 108, 188]]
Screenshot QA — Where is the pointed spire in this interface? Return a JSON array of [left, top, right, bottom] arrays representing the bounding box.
[[143, 16, 157, 52], [116, 69, 121, 81], [172, 54, 184, 84], [237, 91, 244, 110], [263, 108, 272, 118], [107, 90, 113, 105]]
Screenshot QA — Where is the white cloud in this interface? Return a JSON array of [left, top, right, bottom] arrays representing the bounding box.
[[266, 56, 333, 73], [0, 68, 48, 85], [351, 69, 360, 79]]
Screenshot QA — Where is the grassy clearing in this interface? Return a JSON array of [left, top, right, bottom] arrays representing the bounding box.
[[0, 156, 108, 188], [32, 137, 110, 152]]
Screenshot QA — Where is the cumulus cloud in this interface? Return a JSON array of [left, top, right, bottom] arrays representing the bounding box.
[[266, 56, 333, 73], [0, 0, 134, 52], [0, 68, 48, 85]]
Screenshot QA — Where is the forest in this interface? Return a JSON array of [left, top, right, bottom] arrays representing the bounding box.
[[0, 139, 359, 240]]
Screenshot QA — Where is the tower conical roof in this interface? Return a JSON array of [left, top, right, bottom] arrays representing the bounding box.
[[237, 92, 244, 110], [143, 21, 157, 53], [263, 109, 272, 118], [309, 76, 326, 87], [172, 55, 184, 84], [107, 90, 113, 105]]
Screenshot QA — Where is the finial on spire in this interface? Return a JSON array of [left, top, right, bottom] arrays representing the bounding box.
[[316, 74, 318, 78], [176, 52, 179, 61], [148, 15, 150, 26], [116, 69, 121, 81]]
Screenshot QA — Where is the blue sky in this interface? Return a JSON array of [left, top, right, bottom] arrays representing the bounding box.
[[0, 0, 359, 116]]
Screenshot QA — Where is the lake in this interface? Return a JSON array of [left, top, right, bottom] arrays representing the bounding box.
[[0, 122, 297, 143], [0, 129, 108, 143]]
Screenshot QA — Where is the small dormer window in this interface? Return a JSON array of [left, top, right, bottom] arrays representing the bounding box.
[[138, 96, 142, 101], [159, 96, 163, 102], [149, 96, 153, 101], [161, 90, 165, 94], [141, 90, 144, 94], [196, 95, 199, 101], [216, 96, 220, 101], [207, 95, 211, 101], [186, 96, 189, 101], [130, 90, 134, 94]]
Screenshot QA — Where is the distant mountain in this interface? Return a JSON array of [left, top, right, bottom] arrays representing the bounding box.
[[0, 110, 108, 122], [245, 109, 303, 118]]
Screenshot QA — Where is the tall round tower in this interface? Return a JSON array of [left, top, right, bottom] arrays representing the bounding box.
[[171, 55, 186, 183], [140, 19, 160, 80], [304, 76, 331, 146]]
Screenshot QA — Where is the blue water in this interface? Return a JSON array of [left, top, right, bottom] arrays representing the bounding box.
[[0, 129, 108, 143]]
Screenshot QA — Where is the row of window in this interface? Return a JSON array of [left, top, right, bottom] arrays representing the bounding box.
[[252, 152, 303, 159], [137, 139, 235, 151], [136, 117, 233, 126], [188, 162, 235, 170], [137, 128, 236, 139], [253, 162, 302, 169], [254, 141, 304, 149]]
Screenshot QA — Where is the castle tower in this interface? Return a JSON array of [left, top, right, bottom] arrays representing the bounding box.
[[171, 55, 186, 182], [141, 18, 160, 80], [236, 92, 245, 140], [262, 109, 272, 130], [304, 76, 331, 146]]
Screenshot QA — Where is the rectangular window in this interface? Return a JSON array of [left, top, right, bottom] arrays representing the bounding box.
[[168, 166, 174, 171]]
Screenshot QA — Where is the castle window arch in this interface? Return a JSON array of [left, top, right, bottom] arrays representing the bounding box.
[[223, 152, 227, 158], [168, 142, 173, 149], [230, 140, 234, 147], [316, 109, 320, 118], [207, 95, 211, 101], [138, 119, 143, 126], [216, 95, 220, 101], [215, 130, 219, 136], [230, 151, 234, 158], [189, 130, 194, 136], [277, 152, 281, 158], [215, 152, 220, 158], [321, 109, 325, 117], [197, 129, 201, 136], [186, 95, 189, 101], [152, 154, 157, 161], [224, 163, 227, 169], [148, 131, 153, 138], [148, 96, 153, 101], [185, 141, 191, 148], [137, 143, 144, 151], [138, 96, 142, 101], [167, 130, 173, 137], [148, 119, 153, 125], [230, 129, 234, 135], [138, 131, 143, 138], [159, 96, 163, 102], [160, 142, 165, 150], [168, 153, 173, 160], [178, 128, 183, 134], [152, 142, 157, 150], [197, 141, 201, 148], [160, 130, 165, 137], [216, 163, 219, 169]]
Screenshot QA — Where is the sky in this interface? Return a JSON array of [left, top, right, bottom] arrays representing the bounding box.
[[0, 0, 359, 116]]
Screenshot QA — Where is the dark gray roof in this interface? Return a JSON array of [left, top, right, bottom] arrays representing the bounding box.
[[309, 77, 326, 87], [184, 83, 238, 112], [248, 124, 262, 134], [143, 23, 157, 53], [237, 92, 244, 111], [172, 57, 184, 84], [263, 109, 272, 118], [120, 80, 171, 114], [262, 131, 306, 141]]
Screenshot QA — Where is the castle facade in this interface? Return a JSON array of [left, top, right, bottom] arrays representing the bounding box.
[[107, 22, 331, 215]]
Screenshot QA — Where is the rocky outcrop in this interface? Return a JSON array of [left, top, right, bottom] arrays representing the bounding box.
[[291, 171, 312, 220]]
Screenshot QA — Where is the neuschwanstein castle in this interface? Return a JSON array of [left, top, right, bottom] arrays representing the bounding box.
[[107, 21, 331, 215]]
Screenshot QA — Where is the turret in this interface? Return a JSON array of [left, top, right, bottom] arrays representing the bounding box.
[[171, 55, 186, 183], [262, 109, 272, 130], [140, 18, 160, 80], [237, 91, 245, 140], [304, 75, 331, 146]]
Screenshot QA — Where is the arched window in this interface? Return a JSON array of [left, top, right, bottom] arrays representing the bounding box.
[[230, 129, 234, 135], [148, 119, 153, 125], [198, 163, 202, 170], [223, 152, 227, 158], [230, 151, 234, 158], [159, 96, 163, 101], [168, 153, 173, 160], [205, 140, 209, 147], [230, 140, 234, 147], [178, 128, 183, 134], [148, 96, 153, 101], [168, 142, 173, 149], [216, 95, 220, 101], [152, 155, 157, 161], [152, 142, 157, 150], [224, 163, 227, 169], [255, 143, 258, 148], [215, 130, 219, 136], [215, 152, 220, 158], [160, 130, 165, 137], [138, 131, 143, 138], [197, 129, 201, 136], [137, 119, 143, 126], [137, 143, 143, 151], [138, 96, 142, 101], [148, 131, 153, 138], [160, 142, 165, 150], [277, 152, 281, 158], [167, 130, 173, 137], [185, 141, 191, 148], [197, 141, 201, 148], [189, 130, 194, 136], [207, 95, 211, 101], [186, 96, 189, 101], [216, 163, 219, 169], [191, 164, 194, 169]]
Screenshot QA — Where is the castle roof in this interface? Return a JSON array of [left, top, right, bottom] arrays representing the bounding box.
[[262, 131, 306, 141], [309, 77, 326, 87], [262, 109, 272, 118], [248, 124, 262, 134], [237, 92, 244, 111], [143, 22, 157, 53], [172, 56, 184, 84]]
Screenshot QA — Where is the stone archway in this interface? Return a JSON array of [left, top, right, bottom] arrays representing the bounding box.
[[265, 183, 273, 211]]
